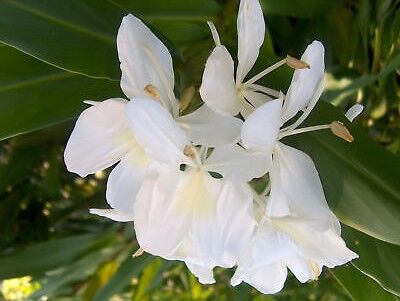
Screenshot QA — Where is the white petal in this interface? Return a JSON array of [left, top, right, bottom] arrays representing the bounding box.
[[64, 99, 134, 177], [345, 104, 364, 122], [89, 208, 134, 222], [186, 262, 215, 284], [236, 0, 265, 83], [106, 152, 149, 214], [134, 163, 191, 257], [205, 144, 270, 181], [117, 14, 178, 115], [126, 98, 189, 166], [268, 143, 339, 230], [286, 255, 321, 283], [232, 263, 287, 294], [282, 41, 325, 123], [177, 105, 242, 147], [241, 99, 282, 153], [243, 89, 272, 109], [199, 46, 239, 116]]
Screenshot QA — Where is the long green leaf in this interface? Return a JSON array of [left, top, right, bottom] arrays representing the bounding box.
[[342, 226, 400, 297], [0, 233, 109, 279], [331, 265, 398, 301], [285, 101, 400, 245], [0, 45, 122, 141], [0, 0, 125, 79]]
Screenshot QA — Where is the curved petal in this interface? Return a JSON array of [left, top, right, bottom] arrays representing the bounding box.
[[232, 262, 287, 294], [268, 143, 340, 234], [64, 99, 134, 177], [117, 14, 178, 115], [282, 41, 325, 123], [241, 99, 282, 153], [89, 208, 134, 222], [236, 0, 265, 83], [126, 97, 189, 166], [177, 105, 242, 147], [186, 262, 216, 284], [205, 144, 270, 181], [106, 151, 149, 214], [199, 46, 239, 116]]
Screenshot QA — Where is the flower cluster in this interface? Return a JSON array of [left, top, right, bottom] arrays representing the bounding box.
[[64, 0, 362, 294]]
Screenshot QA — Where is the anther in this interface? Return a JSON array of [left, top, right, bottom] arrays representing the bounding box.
[[132, 247, 144, 258], [144, 84, 160, 99], [183, 145, 195, 158], [286, 55, 310, 69], [330, 121, 354, 142]]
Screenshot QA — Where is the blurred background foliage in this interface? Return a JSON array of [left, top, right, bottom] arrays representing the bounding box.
[[0, 0, 399, 300]]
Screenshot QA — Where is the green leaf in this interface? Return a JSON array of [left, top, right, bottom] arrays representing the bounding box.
[[0, 45, 122, 141], [0, 0, 125, 79], [260, 0, 342, 18], [93, 255, 153, 301], [342, 226, 400, 297], [331, 264, 399, 301], [110, 0, 221, 21], [0, 233, 111, 279], [285, 101, 400, 245]]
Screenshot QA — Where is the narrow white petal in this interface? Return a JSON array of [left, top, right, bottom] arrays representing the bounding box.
[[236, 0, 265, 83], [345, 104, 364, 122], [200, 46, 239, 116], [241, 99, 282, 153], [89, 208, 134, 222], [243, 89, 272, 109], [117, 14, 178, 115], [177, 105, 242, 147], [106, 152, 148, 214], [205, 144, 270, 181], [126, 98, 189, 165], [282, 41, 325, 123], [64, 99, 134, 177], [186, 262, 216, 284]]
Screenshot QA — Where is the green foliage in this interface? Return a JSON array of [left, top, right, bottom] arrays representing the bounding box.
[[0, 0, 399, 300]]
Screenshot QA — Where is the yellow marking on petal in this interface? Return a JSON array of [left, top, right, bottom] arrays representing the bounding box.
[[286, 55, 310, 69], [330, 121, 354, 142], [308, 260, 320, 280], [175, 171, 214, 217]]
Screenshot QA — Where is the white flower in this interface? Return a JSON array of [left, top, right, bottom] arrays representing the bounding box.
[[231, 41, 358, 293], [64, 14, 242, 221], [125, 98, 268, 284], [199, 0, 309, 118]]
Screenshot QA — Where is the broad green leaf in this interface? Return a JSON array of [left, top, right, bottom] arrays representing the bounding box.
[[0, 233, 111, 279], [260, 0, 342, 18], [93, 255, 153, 301], [342, 226, 400, 297], [0, 45, 122, 141], [0, 0, 125, 79], [284, 101, 400, 245], [109, 0, 221, 21], [331, 265, 398, 301]]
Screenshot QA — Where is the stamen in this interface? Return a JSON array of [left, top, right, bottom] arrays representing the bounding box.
[[279, 124, 330, 139], [247, 84, 283, 98], [330, 121, 354, 142], [132, 247, 144, 258], [286, 55, 310, 69], [144, 84, 160, 99], [243, 58, 287, 86], [207, 21, 221, 46]]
